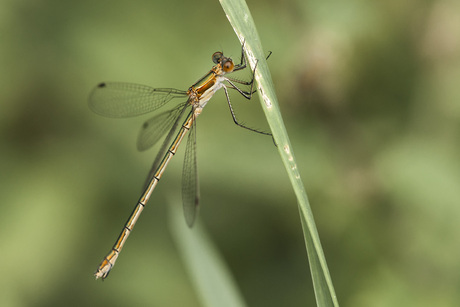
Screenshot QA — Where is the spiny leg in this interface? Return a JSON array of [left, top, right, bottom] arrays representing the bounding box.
[[222, 85, 271, 136]]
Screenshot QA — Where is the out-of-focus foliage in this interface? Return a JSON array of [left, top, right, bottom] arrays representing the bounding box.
[[1, 0, 459, 306]]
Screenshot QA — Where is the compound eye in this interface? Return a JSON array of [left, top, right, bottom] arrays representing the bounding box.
[[222, 59, 234, 72], [212, 52, 223, 64]]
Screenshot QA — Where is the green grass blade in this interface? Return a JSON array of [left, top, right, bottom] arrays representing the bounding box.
[[169, 200, 247, 307], [219, 0, 339, 305]]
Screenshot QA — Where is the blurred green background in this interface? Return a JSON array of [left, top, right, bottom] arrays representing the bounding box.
[[2, 0, 460, 306]]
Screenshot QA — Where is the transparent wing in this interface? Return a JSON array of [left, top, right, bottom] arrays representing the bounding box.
[[89, 82, 188, 118], [182, 116, 199, 227], [142, 105, 190, 189], [137, 102, 188, 151]]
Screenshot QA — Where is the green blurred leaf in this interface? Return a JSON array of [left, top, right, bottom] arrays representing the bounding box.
[[169, 200, 247, 307]]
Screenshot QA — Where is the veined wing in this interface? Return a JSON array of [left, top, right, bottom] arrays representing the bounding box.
[[142, 105, 190, 189], [89, 82, 188, 118], [137, 102, 188, 151], [182, 115, 199, 227]]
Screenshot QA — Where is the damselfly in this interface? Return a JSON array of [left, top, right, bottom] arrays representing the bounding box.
[[90, 45, 271, 280]]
